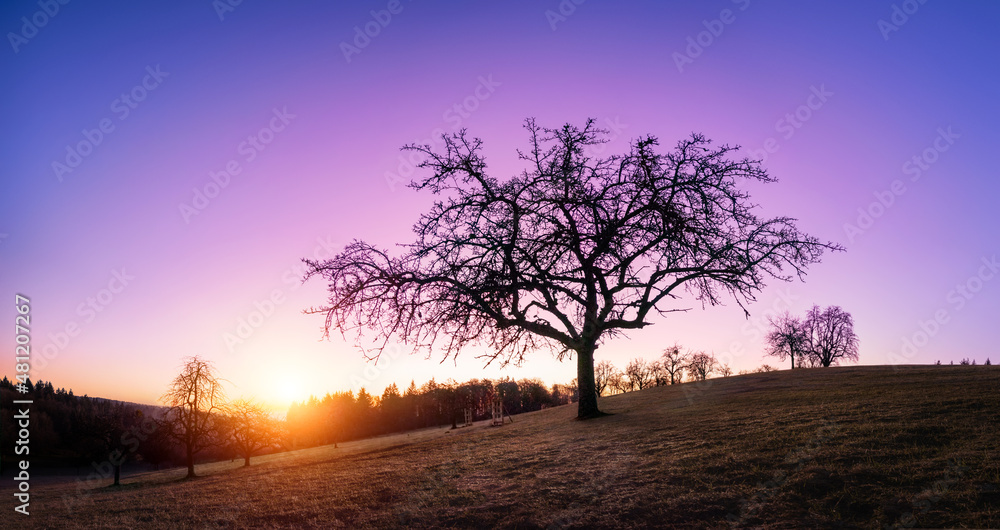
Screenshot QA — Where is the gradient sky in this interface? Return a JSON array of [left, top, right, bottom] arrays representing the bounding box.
[[2, 0, 998, 411]]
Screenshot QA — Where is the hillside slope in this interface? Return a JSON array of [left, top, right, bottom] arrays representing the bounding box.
[[10, 365, 1000, 528]]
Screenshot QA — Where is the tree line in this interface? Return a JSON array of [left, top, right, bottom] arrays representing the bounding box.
[[286, 376, 578, 449], [593, 347, 743, 396], [2, 357, 580, 482], [0, 377, 177, 483]]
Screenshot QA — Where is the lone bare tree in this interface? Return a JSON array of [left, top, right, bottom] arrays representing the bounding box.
[[661, 344, 688, 385], [225, 398, 282, 467], [304, 119, 837, 419], [802, 305, 860, 367], [89, 401, 142, 486], [161, 356, 226, 478], [765, 311, 808, 369]]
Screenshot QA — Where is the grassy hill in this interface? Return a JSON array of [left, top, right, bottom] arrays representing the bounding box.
[[7, 365, 999, 528]]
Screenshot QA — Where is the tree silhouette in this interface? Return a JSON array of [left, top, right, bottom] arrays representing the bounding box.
[[160, 356, 226, 478], [225, 398, 281, 467], [765, 311, 808, 369], [686, 351, 719, 381], [661, 344, 688, 385], [89, 401, 142, 486], [624, 358, 655, 390], [594, 360, 616, 397], [304, 119, 838, 419], [803, 305, 859, 367]]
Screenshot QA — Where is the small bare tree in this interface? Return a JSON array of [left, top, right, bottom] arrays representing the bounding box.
[[161, 356, 227, 478], [686, 351, 718, 381], [765, 311, 808, 369], [624, 358, 655, 391], [661, 344, 688, 384], [802, 305, 859, 367], [225, 398, 282, 467], [594, 360, 616, 397], [650, 361, 669, 386], [608, 369, 629, 395], [88, 401, 143, 486]]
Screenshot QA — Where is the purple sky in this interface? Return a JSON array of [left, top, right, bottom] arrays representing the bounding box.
[[2, 0, 998, 409]]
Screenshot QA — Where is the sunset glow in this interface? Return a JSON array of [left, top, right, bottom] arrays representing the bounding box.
[[2, 0, 998, 408]]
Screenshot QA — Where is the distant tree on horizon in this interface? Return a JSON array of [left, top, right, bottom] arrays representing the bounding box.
[[765, 311, 808, 369], [224, 398, 282, 467], [304, 119, 838, 419], [624, 358, 655, 391], [594, 360, 616, 397], [608, 369, 629, 395], [160, 356, 227, 479], [762, 306, 859, 368], [650, 361, 669, 386], [661, 345, 688, 385], [802, 305, 860, 367], [687, 352, 719, 381]]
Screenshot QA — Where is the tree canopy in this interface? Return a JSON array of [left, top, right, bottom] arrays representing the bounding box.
[[160, 356, 227, 478], [305, 119, 839, 418]]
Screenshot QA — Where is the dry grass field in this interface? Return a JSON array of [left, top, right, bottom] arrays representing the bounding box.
[[4, 365, 999, 528]]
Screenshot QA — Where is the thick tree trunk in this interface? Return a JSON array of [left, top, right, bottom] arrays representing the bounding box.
[[576, 340, 604, 419], [113, 464, 121, 486], [244, 456, 250, 467]]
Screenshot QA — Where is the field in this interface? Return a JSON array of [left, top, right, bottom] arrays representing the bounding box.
[[5, 365, 999, 528]]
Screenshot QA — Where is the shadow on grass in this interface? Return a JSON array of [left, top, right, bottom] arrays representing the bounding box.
[[575, 410, 615, 421]]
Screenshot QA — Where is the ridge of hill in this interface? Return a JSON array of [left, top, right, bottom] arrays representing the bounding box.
[[10, 365, 999, 528]]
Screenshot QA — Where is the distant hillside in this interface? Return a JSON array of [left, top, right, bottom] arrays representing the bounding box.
[[9, 365, 999, 528], [0, 378, 171, 469]]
